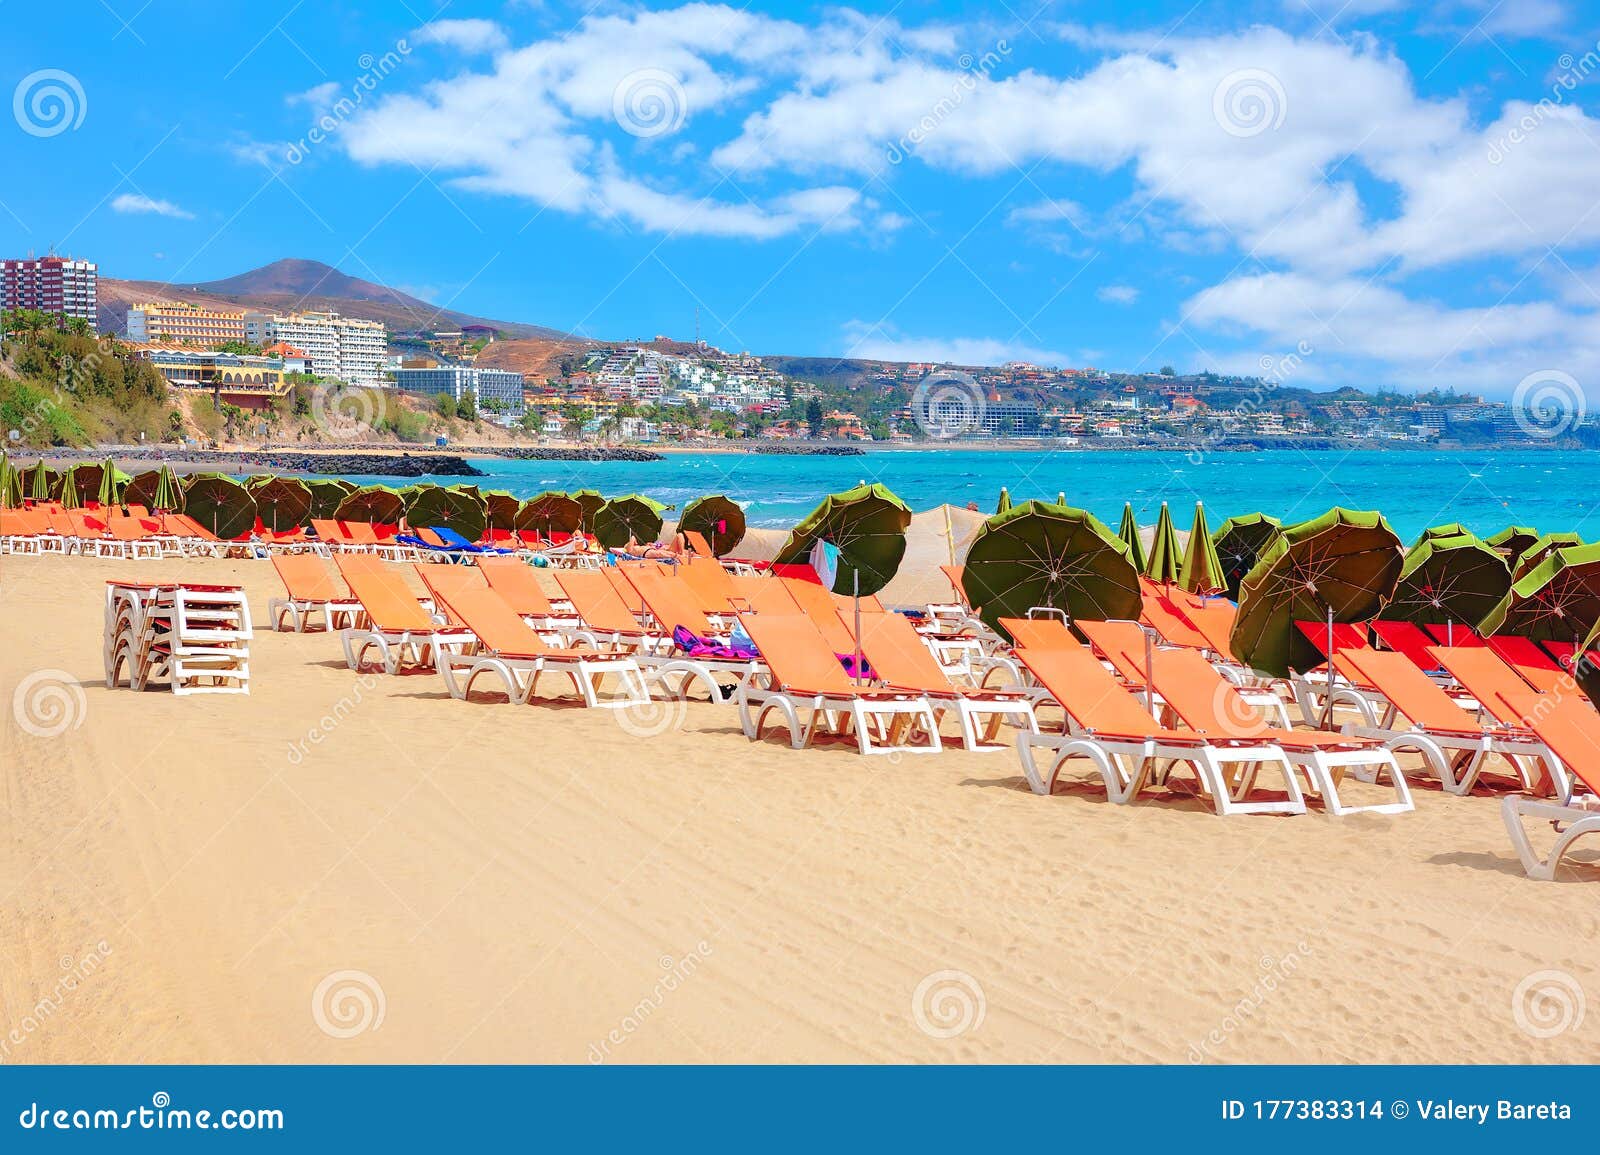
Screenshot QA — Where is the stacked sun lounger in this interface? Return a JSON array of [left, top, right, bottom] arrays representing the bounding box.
[[103, 580, 252, 695]]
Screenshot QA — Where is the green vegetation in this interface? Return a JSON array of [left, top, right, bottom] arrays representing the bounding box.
[[0, 312, 176, 447]]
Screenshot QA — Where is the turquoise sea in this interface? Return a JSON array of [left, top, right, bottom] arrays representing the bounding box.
[[332, 449, 1597, 541]]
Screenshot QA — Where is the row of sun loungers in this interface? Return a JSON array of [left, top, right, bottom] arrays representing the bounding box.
[[253, 550, 1600, 877], [2, 507, 231, 558]]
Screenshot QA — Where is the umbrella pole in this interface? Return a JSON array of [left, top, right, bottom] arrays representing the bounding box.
[[853, 570, 863, 688], [1144, 626, 1156, 715]]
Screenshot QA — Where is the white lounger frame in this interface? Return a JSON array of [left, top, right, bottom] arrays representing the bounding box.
[[435, 645, 649, 709], [1502, 796, 1600, 880], [737, 681, 943, 757]]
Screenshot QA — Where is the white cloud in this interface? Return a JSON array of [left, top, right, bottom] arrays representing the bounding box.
[[413, 18, 510, 55], [323, 7, 1600, 391], [842, 321, 1072, 367], [111, 193, 193, 219], [1098, 285, 1140, 304], [287, 81, 340, 108]]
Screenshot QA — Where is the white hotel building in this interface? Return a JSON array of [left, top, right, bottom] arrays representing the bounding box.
[[244, 310, 386, 386]]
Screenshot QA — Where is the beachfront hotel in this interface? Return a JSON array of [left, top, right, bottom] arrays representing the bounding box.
[[126, 301, 248, 344], [244, 309, 386, 386], [393, 364, 526, 417], [1, 254, 98, 331]]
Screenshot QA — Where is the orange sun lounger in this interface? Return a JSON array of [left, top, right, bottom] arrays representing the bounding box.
[[1013, 645, 1305, 814], [335, 555, 472, 674], [429, 585, 647, 709], [1146, 648, 1412, 816], [735, 613, 940, 757], [846, 608, 1036, 751], [268, 554, 362, 632]]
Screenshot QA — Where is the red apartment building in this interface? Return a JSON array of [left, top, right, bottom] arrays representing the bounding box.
[[2, 255, 98, 331]]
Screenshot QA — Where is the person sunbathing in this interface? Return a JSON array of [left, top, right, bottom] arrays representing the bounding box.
[[609, 535, 685, 562]]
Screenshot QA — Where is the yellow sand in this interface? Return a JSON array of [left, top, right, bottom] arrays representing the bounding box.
[[2, 553, 1596, 1065]]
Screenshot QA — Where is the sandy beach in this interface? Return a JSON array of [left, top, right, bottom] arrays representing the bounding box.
[[2, 552, 1596, 1065]]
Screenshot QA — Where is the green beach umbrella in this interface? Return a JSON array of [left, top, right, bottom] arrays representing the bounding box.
[[123, 469, 161, 510], [27, 460, 54, 502], [335, 486, 406, 526], [1144, 501, 1183, 585], [247, 475, 313, 533], [1486, 526, 1540, 559], [571, 488, 605, 533], [516, 491, 583, 537], [592, 494, 669, 550], [304, 478, 356, 520], [1231, 507, 1404, 678], [152, 465, 183, 513], [1379, 533, 1511, 629], [1577, 620, 1600, 706], [1512, 532, 1586, 581], [58, 466, 82, 509], [677, 494, 747, 557], [1212, 513, 1283, 601], [1180, 502, 1226, 595], [483, 491, 522, 532], [1479, 542, 1600, 642], [995, 487, 1012, 515], [182, 473, 257, 539], [0, 454, 19, 508], [1410, 522, 1474, 550], [962, 500, 1142, 636], [775, 483, 912, 596], [96, 457, 129, 507], [1117, 503, 1147, 572], [404, 483, 488, 542]]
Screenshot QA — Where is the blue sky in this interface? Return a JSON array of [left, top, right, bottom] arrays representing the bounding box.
[[5, 0, 1600, 400]]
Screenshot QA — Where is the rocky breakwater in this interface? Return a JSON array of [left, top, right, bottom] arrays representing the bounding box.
[[750, 444, 866, 456], [465, 447, 665, 462]]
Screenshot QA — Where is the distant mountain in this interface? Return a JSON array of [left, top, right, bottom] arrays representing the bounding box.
[[98, 258, 589, 346]]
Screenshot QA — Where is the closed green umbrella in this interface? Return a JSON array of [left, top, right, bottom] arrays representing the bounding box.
[[0, 454, 19, 508], [1379, 533, 1511, 629], [1180, 502, 1226, 595], [1479, 542, 1600, 642], [775, 483, 912, 596], [96, 457, 128, 507], [1144, 501, 1183, 585], [592, 494, 669, 550], [1117, 503, 1146, 572], [483, 491, 521, 532], [335, 486, 406, 526], [152, 465, 183, 513], [677, 494, 746, 556], [571, 488, 605, 534], [1511, 532, 1586, 581], [247, 475, 313, 533], [28, 460, 54, 502], [182, 473, 257, 539], [516, 491, 583, 537], [1212, 513, 1282, 601], [404, 483, 487, 542], [305, 478, 356, 520], [962, 500, 1142, 637], [995, 487, 1012, 515], [1486, 525, 1540, 559], [58, 466, 82, 509], [1231, 507, 1404, 678]]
